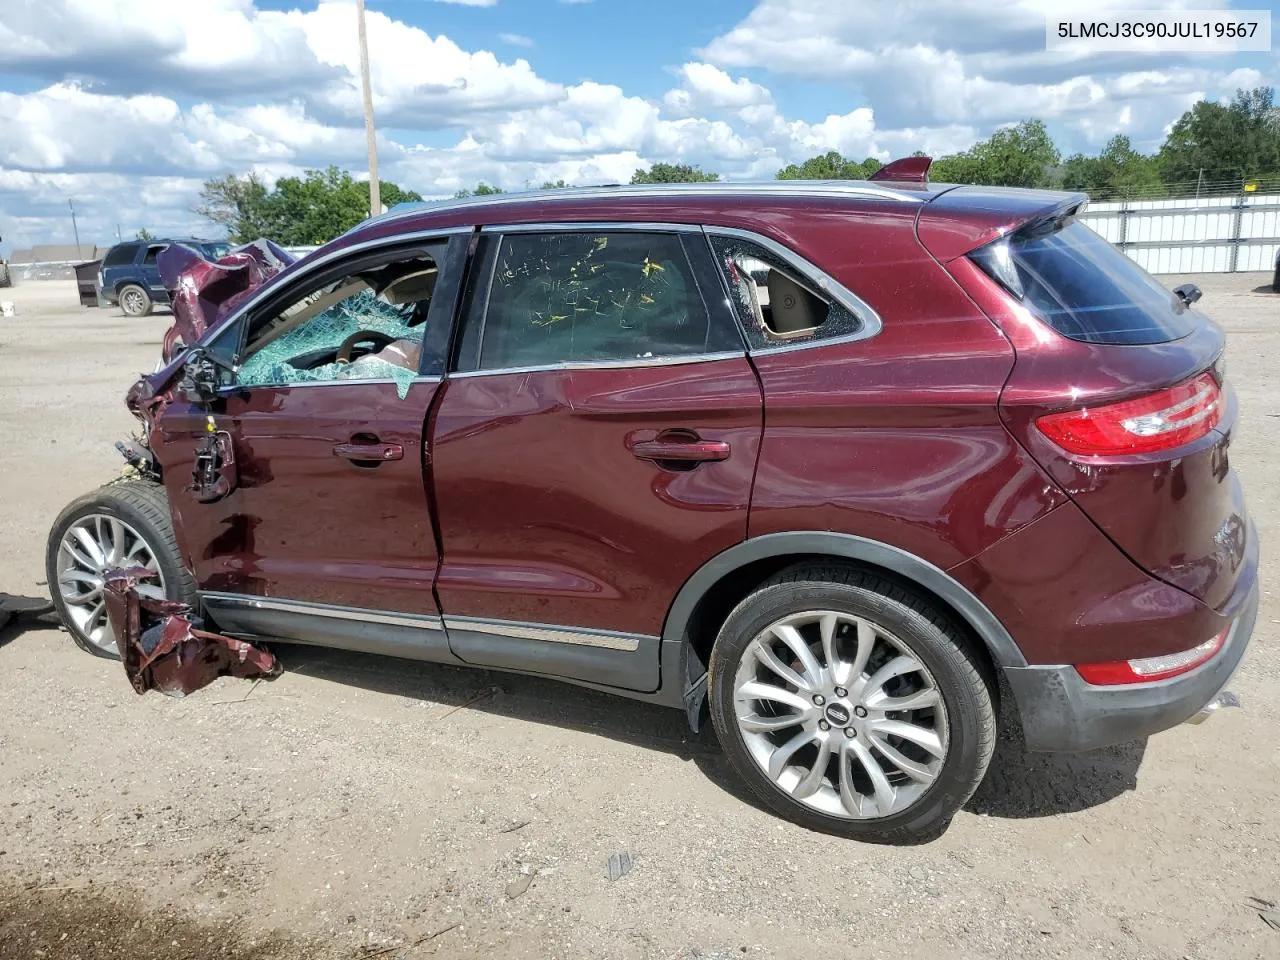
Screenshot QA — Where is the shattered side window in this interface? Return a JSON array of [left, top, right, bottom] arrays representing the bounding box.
[[236, 256, 438, 400], [709, 235, 866, 351], [475, 232, 717, 371]]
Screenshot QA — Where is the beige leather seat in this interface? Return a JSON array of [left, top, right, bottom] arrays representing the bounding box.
[[767, 271, 823, 336]]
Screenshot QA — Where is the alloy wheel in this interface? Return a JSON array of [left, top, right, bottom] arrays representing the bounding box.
[[732, 610, 949, 820], [121, 288, 145, 316], [55, 513, 165, 654]]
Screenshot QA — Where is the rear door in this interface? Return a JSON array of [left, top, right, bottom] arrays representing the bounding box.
[[431, 224, 763, 691], [141, 244, 170, 301], [153, 234, 468, 645]]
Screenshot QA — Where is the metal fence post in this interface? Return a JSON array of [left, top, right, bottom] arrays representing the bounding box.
[[1228, 191, 1245, 273]]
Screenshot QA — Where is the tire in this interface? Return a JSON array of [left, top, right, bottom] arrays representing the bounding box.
[[118, 283, 153, 317], [45, 480, 196, 659], [708, 563, 996, 844]]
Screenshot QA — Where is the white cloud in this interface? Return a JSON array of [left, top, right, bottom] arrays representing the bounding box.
[[431, 0, 497, 5], [500, 32, 534, 47], [663, 62, 772, 117], [699, 0, 1260, 145], [0, 0, 1274, 254]]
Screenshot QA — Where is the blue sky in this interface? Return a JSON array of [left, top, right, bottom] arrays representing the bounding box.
[[0, 0, 1276, 254]]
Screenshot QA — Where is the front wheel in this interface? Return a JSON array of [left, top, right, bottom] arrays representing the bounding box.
[[708, 564, 996, 844], [118, 283, 153, 318], [45, 480, 196, 659]]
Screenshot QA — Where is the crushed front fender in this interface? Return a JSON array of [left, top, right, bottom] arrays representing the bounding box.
[[102, 568, 281, 698]]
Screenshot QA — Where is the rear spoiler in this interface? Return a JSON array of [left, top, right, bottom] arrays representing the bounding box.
[[869, 156, 932, 184], [916, 187, 1090, 262]]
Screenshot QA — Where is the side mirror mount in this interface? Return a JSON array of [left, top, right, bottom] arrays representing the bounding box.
[[1174, 282, 1203, 307], [178, 348, 235, 406]]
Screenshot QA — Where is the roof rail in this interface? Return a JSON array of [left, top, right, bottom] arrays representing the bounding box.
[[357, 179, 926, 233]]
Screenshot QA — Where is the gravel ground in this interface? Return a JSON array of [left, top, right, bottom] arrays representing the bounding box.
[[1, 276, 1277, 960]]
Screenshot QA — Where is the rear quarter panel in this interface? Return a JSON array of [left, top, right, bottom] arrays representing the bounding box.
[[744, 207, 1066, 570]]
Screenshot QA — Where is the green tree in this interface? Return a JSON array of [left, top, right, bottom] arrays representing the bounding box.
[[776, 151, 882, 180], [630, 163, 719, 184], [931, 119, 1061, 188], [454, 182, 505, 198], [1158, 86, 1280, 185], [196, 173, 278, 244], [540, 179, 570, 189], [197, 167, 421, 245], [1062, 135, 1162, 199], [136, 228, 155, 241]]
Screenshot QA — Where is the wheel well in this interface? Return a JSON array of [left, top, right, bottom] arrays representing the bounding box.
[[682, 552, 1000, 694]]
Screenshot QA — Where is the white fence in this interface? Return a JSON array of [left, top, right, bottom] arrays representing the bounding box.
[[1079, 192, 1280, 275]]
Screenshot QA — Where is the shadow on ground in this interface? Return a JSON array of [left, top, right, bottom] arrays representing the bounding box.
[[270, 643, 1146, 835], [0, 880, 310, 960], [1251, 283, 1277, 295]]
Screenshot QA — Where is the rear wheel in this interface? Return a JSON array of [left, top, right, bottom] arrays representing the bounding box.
[[708, 563, 996, 844], [46, 480, 196, 659], [118, 283, 152, 317]]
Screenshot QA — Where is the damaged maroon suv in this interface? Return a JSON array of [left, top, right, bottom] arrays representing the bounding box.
[[47, 158, 1258, 843]]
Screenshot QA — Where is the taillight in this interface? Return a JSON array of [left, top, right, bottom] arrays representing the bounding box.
[[1076, 628, 1228, 685], [1036, 371, 1222, 455]]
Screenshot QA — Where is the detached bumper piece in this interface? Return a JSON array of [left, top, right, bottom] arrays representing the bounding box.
[[102, 567, 281, 698]]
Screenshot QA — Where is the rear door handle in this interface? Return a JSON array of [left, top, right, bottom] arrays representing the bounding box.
[[333, 441, 403, 463], [630, 434, 730, 464]]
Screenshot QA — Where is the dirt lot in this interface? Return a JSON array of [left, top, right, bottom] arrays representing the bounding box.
[[1, 276, 1277, 960]]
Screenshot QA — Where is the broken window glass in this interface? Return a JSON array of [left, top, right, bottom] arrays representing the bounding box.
[[709, 235, 868, 351], [474, 232, 718, 370], [236, 257, 436, 400]]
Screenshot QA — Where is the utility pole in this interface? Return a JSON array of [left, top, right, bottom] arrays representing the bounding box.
[[69, 199, 81, 250], [356, 0, 381, 218]]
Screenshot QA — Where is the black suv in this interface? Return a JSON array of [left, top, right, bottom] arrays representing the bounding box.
[[99, 239, 231, 317]]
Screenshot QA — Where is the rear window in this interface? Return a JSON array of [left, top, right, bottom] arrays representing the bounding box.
[[971, 219, 1196, 345], [103, 243, 140, 267]]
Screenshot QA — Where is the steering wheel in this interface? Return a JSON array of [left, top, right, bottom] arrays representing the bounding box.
[[336, 330, 396, 364]]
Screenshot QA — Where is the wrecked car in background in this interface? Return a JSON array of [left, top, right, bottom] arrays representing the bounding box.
[[46, 166, 1258, 844]]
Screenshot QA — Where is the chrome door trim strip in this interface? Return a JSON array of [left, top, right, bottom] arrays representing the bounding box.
[[444, 616, 647, 652], [447, 350, 745, 379], [200, 592, 445, 630]]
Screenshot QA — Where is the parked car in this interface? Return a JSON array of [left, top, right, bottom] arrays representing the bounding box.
[[48, 162, 1257, 843], [98, 238, 231, 317]]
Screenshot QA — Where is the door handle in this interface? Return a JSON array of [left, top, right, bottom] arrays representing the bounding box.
[[333, 441, 403, 463], [630, 433, 730, 464]]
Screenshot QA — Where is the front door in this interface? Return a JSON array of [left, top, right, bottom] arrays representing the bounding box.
[[154, 236, 467, 645], [431, 226, 763, 691]]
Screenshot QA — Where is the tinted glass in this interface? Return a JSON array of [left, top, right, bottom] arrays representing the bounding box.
[[972, 220, 1196, 345], [142, 244, 168, 265], [202, 243, 231, 260], [103, 243, 140, 267], [474, 232, 719, 370], [709, 235, 865, 351]]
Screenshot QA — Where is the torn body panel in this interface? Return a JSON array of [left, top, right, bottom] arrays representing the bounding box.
[[102, 568, 280, 698], [156, 239, 295, 363]]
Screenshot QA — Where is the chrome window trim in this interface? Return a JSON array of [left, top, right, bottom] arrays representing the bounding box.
[[444, 615, 648, 652], [479, 221, 703, 235], [359, 181, 926, 233], [201, 592, 445, 630], [215, 375, 442, 396], [448, 350, 744, 380], [703, 225, 884, 351], [200, 226, 473, 348]]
